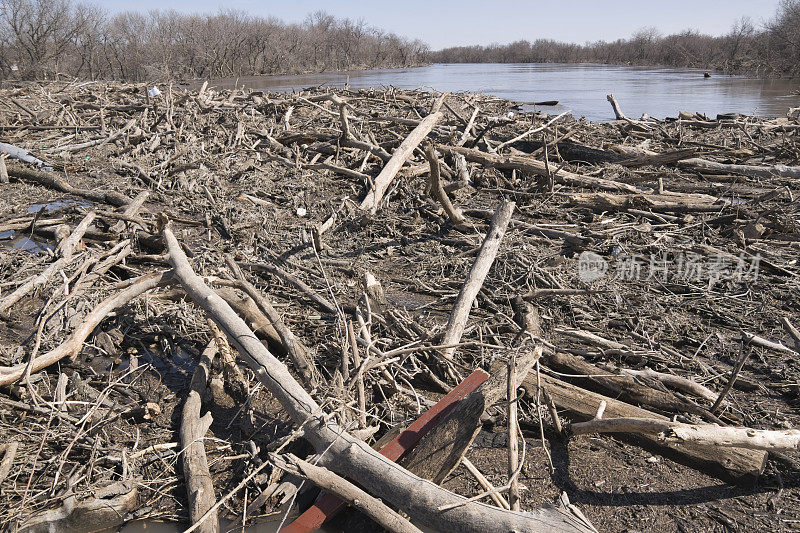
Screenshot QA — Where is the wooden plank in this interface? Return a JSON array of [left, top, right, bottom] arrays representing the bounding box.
[[280, 368, 489, 533]]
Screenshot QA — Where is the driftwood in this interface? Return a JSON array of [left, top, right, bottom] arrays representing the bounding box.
[[425, 143, 465, 225], [19, 480, 138, 533], [7, 164, 132, 207], [0, 211, 96, 316], [0, 271, 171, 387], [360, 94, 446, 212], [441, 199, 514, 360], [180, 341, 219, 533], [543, 351, 720, 422], [162, 223, 596, 533], [567, 191, 729, 213], [440, 144, 645, 193], [0, 441, 18, 484], [273, 453, 425, 533], [571, 417, 800, 451], [523, 373, 767, 483]]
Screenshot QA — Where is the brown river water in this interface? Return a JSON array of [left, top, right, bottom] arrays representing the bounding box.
[[208, 62, 800, 123]]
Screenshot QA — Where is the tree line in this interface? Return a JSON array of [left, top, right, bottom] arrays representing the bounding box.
[[432, 1, 800, 77], [0, 0, 428, 81]]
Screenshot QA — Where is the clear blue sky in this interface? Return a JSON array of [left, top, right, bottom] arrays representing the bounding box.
[[93, 0, 783, 49]]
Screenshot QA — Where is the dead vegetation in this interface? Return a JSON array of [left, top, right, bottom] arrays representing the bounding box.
[[0, 79, 799, 532]]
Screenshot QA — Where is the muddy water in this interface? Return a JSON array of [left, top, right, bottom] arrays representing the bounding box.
[[208, 63, 800, 123]]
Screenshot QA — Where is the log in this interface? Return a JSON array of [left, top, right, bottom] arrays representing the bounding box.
[[425, 143, 465, 225], [273, 454, 425, 533], [7, 164, 132, 207], [180, 341, 219, 533], [162, 224, 595, 533], [439, 145, 646, 193], [571, 417, 800, 451], [606, 94, 627, 121], [441, 199, 514, 360], [0, 271, 171, 387], [0, 441, 18, 484], [568, 191, 729, 213], [544, 352, 719, 422], [360, 94, 445, 212], [679, 158, 800, 179], [523, 373, 767, 483]]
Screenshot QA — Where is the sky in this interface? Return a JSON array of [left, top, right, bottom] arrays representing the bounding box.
[[94, 0, 784, 50]]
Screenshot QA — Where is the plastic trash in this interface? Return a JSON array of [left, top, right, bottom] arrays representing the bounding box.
[[148, 86, 161, 98]]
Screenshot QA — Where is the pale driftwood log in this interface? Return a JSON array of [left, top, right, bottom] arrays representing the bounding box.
[[782, 317, 800, 350], [0, 153, 8, 183], [0, 271, 171, 387], [0, 211, 96, 316], [424, 143, 465, 225], [110, 190, 149, 233], [507, 354, 520, 511], [742, 331, 799, 356], [525, 373, 767, 483], [439, 145, 646, 194], [272, 453, 425, 533], [47, 119, 135, 153], [571, 417, 800, 451], [679, 158, 800, 179], [19, 481, 138, 533], [180, 341, 219, 533], [617, 367, 718, 403], [162, 225, 595, 533], [399, 348, 539, 484], [7, 165, 132, 207], [441, 199, 514, 360], [0, 441, 18, 484], [225, 256, 319, 386], [606, 94, 627, 120], [360, 94, 446, 213], [568, 191, 729, 213], [215, 287, 282, 346]]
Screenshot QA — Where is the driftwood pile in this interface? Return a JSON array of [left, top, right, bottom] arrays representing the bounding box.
[[0, 80, 799, 532]]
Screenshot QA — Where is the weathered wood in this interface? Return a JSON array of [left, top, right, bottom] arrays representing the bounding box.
[[180, 341, 219, 533], [7, 164, 133, 207], [398, 348, 539, 484], [439, 144, 646, 193], [163, 224, 595, 533], [568, 191, 729, 213], [441, 199, 514, 360], [360, 94, 445, 212], [524, 373, 767, 483]]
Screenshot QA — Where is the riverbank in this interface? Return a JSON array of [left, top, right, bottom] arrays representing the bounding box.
[[1, 82, 800, 532]]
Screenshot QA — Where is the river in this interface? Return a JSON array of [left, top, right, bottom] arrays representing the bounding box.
[[210, 63, 800, 123]]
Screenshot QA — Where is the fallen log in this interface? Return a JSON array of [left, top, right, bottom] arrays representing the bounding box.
[[439, 144, 646, 193], [571, 417, 800, 451], [523, 373, 767, 483], [360, 94, 446, 212], [441, 199, 514, 360], [567, 191, 729, 213], [7, 164, 132, 207], [180, 340, 219, 533], [19, 480, 138, 533], [162, 223, 596, 533]]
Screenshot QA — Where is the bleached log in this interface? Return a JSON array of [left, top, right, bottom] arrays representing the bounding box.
[[360, 94, 446, 213], [441, 200, 514, 360], [571, 417, 800, 451]]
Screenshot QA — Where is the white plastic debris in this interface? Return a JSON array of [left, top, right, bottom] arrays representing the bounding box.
[[296, 207, 307, 217], [147, 86, 161, 98]]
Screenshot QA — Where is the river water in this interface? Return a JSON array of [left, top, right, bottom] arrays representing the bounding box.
[[212, 63, 800, 123]]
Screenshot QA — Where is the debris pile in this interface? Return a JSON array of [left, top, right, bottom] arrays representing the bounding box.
[[1, 81, 799, 532]]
